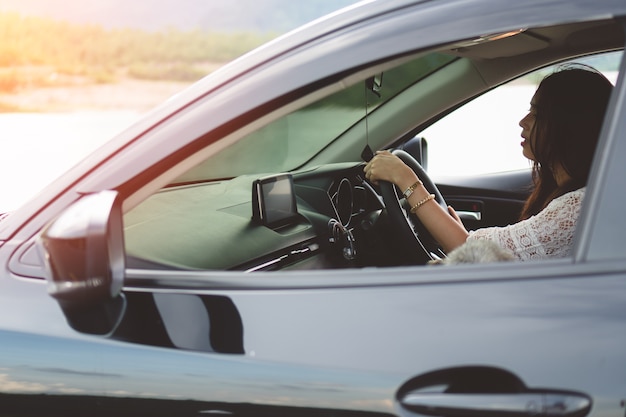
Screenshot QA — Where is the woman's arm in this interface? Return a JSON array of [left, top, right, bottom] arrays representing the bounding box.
[[364, 150, 469, 253]]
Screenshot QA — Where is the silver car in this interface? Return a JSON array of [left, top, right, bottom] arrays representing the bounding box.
[[1, 0, 625, 416]]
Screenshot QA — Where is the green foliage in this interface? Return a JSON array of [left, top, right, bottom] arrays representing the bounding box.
[[0, 66, 59, 92], [128, 63, 208, 82], [0, 12, 276, 91]]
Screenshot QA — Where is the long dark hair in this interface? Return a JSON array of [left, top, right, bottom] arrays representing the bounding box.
[[520, 65, 613, 220]]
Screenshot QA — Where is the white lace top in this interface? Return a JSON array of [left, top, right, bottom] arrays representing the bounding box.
[[467, 188, 585, 261]]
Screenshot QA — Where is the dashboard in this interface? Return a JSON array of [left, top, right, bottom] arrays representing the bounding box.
[[124, 162, 399, 271]]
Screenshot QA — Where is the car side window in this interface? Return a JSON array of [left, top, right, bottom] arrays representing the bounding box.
[[423, 51, 623, 177]]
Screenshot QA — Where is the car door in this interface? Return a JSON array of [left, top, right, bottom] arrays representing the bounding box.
[[28, 194, 626, 417], [21, 204, 626, 417], [2, 211, 403, 417]]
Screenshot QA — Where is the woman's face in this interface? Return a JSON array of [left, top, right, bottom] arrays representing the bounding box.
[[519, 92, 539, 161]]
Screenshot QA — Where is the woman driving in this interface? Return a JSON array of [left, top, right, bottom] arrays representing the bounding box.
[[363, 65, 613, 261]]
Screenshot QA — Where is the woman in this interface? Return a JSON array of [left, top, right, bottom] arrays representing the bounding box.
[[363, 66, 613, 261]]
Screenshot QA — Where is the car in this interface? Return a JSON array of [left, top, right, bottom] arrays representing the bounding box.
[[1, 0, 626, 415]]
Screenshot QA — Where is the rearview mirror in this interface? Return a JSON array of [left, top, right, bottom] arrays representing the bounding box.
[[38, 190, 126, 335]]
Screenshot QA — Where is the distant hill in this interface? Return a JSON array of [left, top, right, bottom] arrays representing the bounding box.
[[0, 0, 361, 32]]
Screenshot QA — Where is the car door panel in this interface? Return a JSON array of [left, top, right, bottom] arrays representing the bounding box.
[[3, 259, 625, 417], [0, 271, 399, 417], [437, 169, 532, 229], [105, 260, 626, 417], [232, 267, 623, 417], [0, 328, 399, 417], [444, 195, 526, 230], [114, 292, 245, 353], [226, 266, 624, 375]]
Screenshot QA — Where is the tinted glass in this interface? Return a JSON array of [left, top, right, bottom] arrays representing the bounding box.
[[173, 52, 456, 183]]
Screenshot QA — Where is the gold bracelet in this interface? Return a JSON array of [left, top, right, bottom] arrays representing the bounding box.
[[402, 180, 423, 199], [410, 194, 435, 214]]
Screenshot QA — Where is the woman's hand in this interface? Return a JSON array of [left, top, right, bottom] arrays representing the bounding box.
[[363, 150, 419, 190], [364, 151, 470, 253]]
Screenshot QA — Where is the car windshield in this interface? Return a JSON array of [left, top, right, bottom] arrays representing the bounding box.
[[172, 52, 456, 183]]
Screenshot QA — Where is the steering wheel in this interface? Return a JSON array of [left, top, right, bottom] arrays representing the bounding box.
[[378, 149, 447, 264]]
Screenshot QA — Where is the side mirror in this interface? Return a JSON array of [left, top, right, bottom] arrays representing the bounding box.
[[38, 190, 126, 335]]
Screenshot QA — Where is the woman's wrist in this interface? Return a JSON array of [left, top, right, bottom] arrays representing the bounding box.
[[402, 179, 423, 199], [395, 167, 420, 191]]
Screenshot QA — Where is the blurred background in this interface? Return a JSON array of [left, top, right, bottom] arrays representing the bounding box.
[[0, 0, 359, 212], [0, 1, 620, 213]]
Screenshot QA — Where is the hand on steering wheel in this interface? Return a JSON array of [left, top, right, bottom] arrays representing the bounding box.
[[366, 149, 447, 263]]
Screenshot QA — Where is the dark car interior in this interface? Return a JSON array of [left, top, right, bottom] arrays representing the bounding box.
[[123, 17, 624, 272]]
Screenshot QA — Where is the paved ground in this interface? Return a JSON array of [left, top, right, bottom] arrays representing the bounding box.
[[0, 77, 197, 212], [0, 78, 191, 113]]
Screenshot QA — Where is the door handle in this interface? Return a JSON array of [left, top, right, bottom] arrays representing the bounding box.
[[455, 210, 482, 221], [397, 366, 592, 417], [400, 391, 591, 417], [448, 200, 484, 222]]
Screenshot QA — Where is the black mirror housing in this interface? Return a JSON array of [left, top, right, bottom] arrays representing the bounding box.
[[38, 191, 126, 335]]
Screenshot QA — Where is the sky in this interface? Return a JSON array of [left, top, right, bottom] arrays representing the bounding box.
[[0, 0, 362, 32]]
